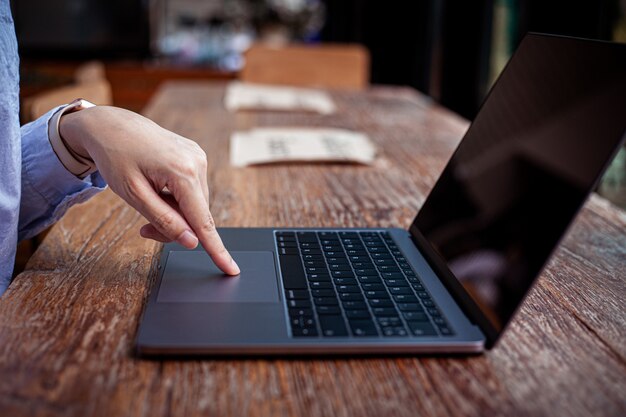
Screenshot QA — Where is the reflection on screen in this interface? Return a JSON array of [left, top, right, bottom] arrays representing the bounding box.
[[414, 35, 626, 333]]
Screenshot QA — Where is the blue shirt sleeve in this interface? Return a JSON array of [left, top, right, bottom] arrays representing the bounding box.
[[18, 106, 107, 241]]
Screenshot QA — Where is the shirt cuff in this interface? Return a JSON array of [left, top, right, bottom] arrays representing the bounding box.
[[21, 106, 107, 203]]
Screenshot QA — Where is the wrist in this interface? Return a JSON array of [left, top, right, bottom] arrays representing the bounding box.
[[59, 109, 91, 158]]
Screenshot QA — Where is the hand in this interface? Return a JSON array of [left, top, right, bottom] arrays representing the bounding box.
[[58, 105, 240, 275]]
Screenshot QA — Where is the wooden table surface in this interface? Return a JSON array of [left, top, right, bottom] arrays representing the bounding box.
[[1, 81, 624, 417]]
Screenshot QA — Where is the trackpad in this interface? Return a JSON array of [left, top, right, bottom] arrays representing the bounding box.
[[157, 251, 279, 303]]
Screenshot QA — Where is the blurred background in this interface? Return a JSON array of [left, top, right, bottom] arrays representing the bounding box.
[[11, 0, 626, 209]]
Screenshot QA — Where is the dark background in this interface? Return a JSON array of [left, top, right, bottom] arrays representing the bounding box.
[[321, 0, 620, 118], [12, 0, 619, 118], [11, 0, 622, 118]]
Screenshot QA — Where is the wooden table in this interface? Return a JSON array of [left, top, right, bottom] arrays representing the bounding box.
[[1, 82, 624, 417]]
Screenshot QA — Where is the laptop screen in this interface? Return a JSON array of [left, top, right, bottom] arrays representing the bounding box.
[[412, 34, 626, 343]]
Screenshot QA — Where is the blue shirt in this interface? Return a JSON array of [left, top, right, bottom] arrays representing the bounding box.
[[0, 2, 106, 296]]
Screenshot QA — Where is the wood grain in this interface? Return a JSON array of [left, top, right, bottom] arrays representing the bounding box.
[[0, 81, 624, 417]]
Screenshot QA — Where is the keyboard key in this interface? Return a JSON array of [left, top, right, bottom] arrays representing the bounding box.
[[303, 254, 323, 261], [276, 231, 295, 238], [297, 232, 317, 241], [377, 316, 403, 327], [279, 255, 307, 289], [279, 247, 299, 255], [382, 272, 404, 279], [423, 299, 435, 307], [301, 248, 322, 255], [339, 293, 365, 302], [278, 241, 297, 247], [343, 244, 365, 250], [398, 303, 422, 311], [329, 264, 351, 271], [289, 308, 313, 317], [349, 255, 369, 262], [307, 274, 331, 282], [361, 283, 385, 291], [345, 310, 371, 319], [292, 327, 318, 337], [349, 319, 378, 336], [326, 257, 347, 263], [388, 287, 413, 295], [403, 311, 428, 321], [377, 265, 400, 273], [367, 298, 393, 307], [316, 305, 340, 314], [319, 315, 348, 337], [299, 242, 319, 249], [365, 290, 389, 299], [365, 246, 386, 253], [288, 299, 312, 308], [354, 269, 377, 275], [406, 321, 437, 336], [393, 294, 418, 303], [314, 297, 339, 306], [304, 261, 326, 267], [285, 289, 309, 299], [350, 262, 374, 269], [291, 316, 315, 328], [333, 277, 358, 286], [306, 267, 328, 274], [342, 300, 367, 310], [309, 281, 333, 289], [311, 289, 335, 297], [416, 291, 430, 299], [384, 279, 408, 286], [358, 276, 382, 284], [346, 250, 367, 256], [336, 285, 360, 293], [332, 270, 356, 278], [382, 327, 408, 337], [372, 307, 399, 317]]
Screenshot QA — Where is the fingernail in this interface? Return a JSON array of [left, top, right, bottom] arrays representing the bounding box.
[[230, 257, 241, 275], [177, 230, 198, 248]]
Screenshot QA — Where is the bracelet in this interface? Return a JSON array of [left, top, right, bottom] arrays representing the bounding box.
[[48, 98, 97, 179]]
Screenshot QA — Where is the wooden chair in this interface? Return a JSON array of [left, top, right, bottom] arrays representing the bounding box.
[[22, 61, 113, 123], [241, 43, 370, 90]]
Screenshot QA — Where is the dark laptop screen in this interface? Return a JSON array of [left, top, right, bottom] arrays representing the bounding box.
[[412, 35, 626, 341]]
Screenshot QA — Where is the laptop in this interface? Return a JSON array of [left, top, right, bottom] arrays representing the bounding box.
[[136, 34, 626, 356]]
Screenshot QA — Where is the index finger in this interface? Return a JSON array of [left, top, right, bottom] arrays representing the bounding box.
[[173, 178, 240, 275]]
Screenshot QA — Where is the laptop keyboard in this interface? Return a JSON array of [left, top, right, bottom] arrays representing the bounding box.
[[276, 230, 454, 338]]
